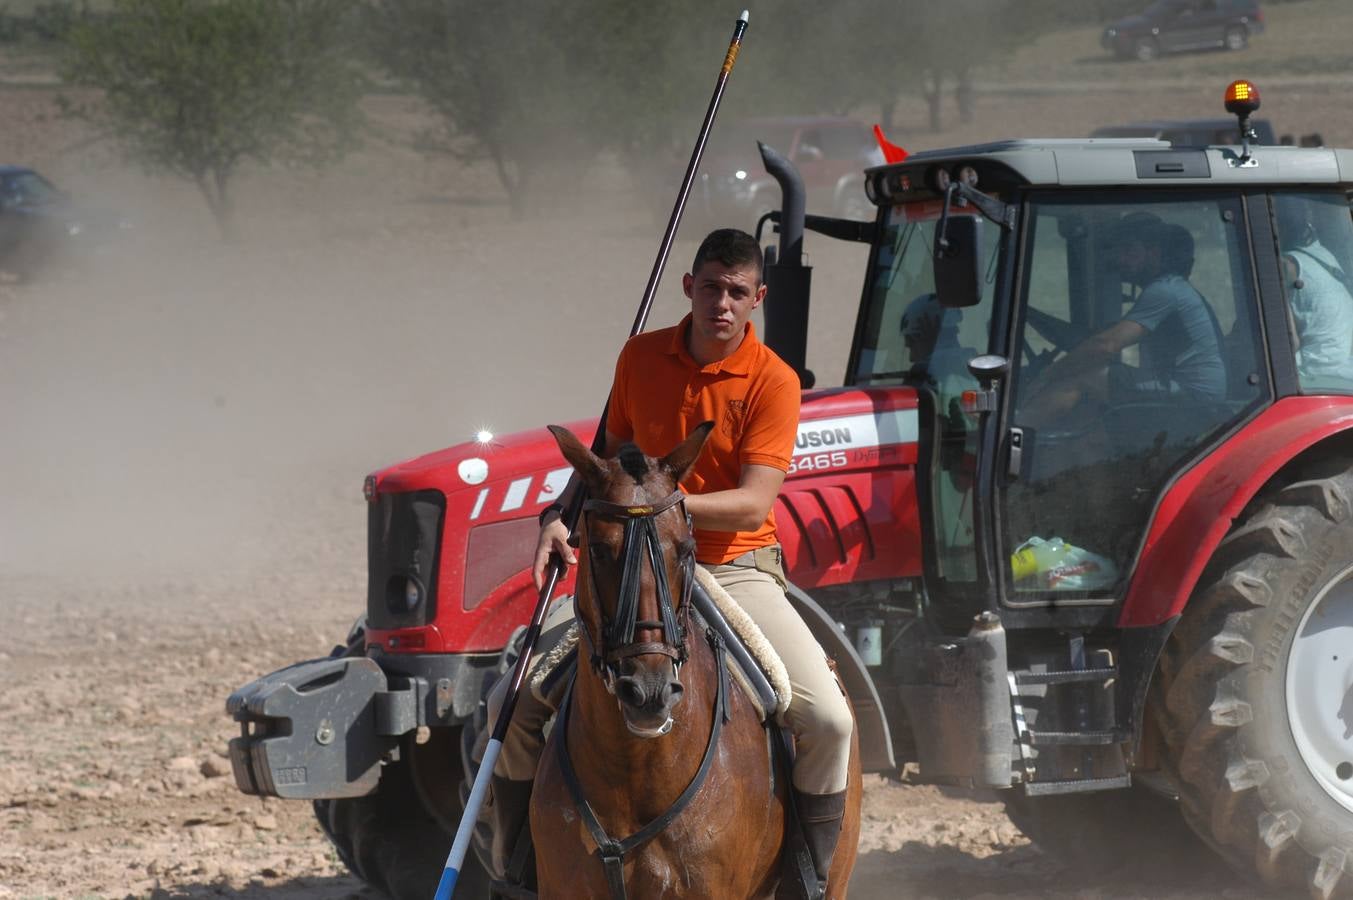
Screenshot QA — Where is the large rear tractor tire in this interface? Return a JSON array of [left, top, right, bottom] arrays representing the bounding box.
[[311, 622, 492, 899], [1002, 782, 1211, 877], [1153, 459, 1353, 898]]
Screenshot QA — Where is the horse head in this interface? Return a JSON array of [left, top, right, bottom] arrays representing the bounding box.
[[547, 422, 714, 738]]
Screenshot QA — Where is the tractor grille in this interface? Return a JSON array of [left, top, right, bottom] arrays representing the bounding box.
[[366, 489, 445, 631]]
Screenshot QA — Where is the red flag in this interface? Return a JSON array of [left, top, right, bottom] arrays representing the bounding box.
[[873, 124, 908, 163]]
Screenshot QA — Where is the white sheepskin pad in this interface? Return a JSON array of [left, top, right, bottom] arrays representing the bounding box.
[[693, 565, 792, 719]]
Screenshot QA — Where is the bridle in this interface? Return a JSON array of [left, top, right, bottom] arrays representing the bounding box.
[[576, 489, 696, 692], [557, 486, 733, 900]]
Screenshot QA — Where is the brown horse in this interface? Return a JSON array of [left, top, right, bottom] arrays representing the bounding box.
[[529, 423, 861, 899]]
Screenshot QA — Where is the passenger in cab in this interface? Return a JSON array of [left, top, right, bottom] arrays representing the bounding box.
[[1275, 196, 1353, 385]]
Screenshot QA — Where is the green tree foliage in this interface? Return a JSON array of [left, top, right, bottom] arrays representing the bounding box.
[[62, 0, 365, 233], [0, 1, 101, 44]]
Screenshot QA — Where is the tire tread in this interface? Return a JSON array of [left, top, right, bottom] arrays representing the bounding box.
[[1153, 463, 1353, 898]]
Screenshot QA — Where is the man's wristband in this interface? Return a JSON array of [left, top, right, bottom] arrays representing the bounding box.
[[538, 502, 565, 526]]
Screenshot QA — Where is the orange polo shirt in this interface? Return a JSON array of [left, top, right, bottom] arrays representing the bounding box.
[[606, 314, 800, 565]]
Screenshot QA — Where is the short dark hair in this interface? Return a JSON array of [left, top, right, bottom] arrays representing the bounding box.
[[1109, 212, 1194, 276], [1274, 196, 1315, 251], [1156, 223, 1194, 277], [691, 228, 763, 282], [1108, 211, 1163, 246]]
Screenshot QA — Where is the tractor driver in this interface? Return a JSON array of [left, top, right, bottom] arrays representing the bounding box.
[[483, 228, 855, 895], [1021, 213, 1226, 427]]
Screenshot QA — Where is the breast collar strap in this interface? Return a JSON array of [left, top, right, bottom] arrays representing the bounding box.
[[556, 626, 731, 900]]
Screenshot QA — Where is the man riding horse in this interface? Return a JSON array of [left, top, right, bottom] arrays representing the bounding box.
[[485, 228, 856, 896]]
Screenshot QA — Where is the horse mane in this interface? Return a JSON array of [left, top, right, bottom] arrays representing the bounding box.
[[615, 442, 650, 484]]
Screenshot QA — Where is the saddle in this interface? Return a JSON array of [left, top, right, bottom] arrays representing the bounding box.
[[530, 567, 792, 724]]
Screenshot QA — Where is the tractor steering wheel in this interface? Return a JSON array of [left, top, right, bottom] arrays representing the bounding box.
[[1021, 307, 1089, 381]]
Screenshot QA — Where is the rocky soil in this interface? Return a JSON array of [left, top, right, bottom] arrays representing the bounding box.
[[0, 562, 1270, 899]]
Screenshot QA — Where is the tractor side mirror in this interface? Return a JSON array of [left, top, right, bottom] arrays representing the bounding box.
[[934, 214, 983, 308]]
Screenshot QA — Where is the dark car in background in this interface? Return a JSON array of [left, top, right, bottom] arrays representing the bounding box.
[[1102, 0, 1264, 61], [693, 116, 880, 227], [0, 165, 127, 280], [0, 166, 79, 278]]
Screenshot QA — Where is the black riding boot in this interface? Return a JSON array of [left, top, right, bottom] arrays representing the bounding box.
[[488, 775, 534, 883], [795, 788, 847, 898]]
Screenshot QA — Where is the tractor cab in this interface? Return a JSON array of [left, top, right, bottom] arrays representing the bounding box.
[[850, 148, 1283, 622], [842, 86, 1353, 636], [754, 81, 1353, 825]]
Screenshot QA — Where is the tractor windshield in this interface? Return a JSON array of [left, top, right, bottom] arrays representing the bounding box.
[[849, 200, 1001, 585]]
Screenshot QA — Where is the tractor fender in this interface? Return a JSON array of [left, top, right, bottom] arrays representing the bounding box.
[[1119, 396, 1353, 628], [785, 581, 896, 773]]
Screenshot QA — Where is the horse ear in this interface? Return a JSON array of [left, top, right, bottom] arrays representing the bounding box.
[[660, 421, 714, 483], [547, 425, 606, 486]]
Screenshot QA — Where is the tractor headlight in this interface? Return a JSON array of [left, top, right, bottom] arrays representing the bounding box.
[[385, 575, 424, 614], [403, 577, 422, 611]]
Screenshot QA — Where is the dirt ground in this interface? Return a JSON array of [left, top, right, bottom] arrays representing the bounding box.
[[1, 52, 1345, 899]]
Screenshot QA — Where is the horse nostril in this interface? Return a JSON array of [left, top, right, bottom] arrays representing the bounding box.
[[616, 677, 647, 708], [663, 680, 684, 707]]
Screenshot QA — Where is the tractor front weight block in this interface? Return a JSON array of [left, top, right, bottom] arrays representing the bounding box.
[[226, 656, 410, 800]]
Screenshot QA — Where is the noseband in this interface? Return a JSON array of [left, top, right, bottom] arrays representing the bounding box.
[[578, 490, 695, 685]]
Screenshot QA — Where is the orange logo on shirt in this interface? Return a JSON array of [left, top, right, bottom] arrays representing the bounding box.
[[723, 399, 747, 438]]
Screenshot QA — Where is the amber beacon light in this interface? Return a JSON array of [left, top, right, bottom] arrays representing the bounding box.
[[1223, 79, 1262, 166], [1224, 78, 1261, 117]]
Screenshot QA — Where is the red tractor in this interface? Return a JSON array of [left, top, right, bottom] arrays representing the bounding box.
[[229, 83, 1353, 899]]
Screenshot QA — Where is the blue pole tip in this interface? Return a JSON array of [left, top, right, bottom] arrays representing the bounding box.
[[433, 866, 458, 900]]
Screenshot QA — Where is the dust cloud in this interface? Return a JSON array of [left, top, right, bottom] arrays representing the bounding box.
[[0, 73, 878, 585]]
